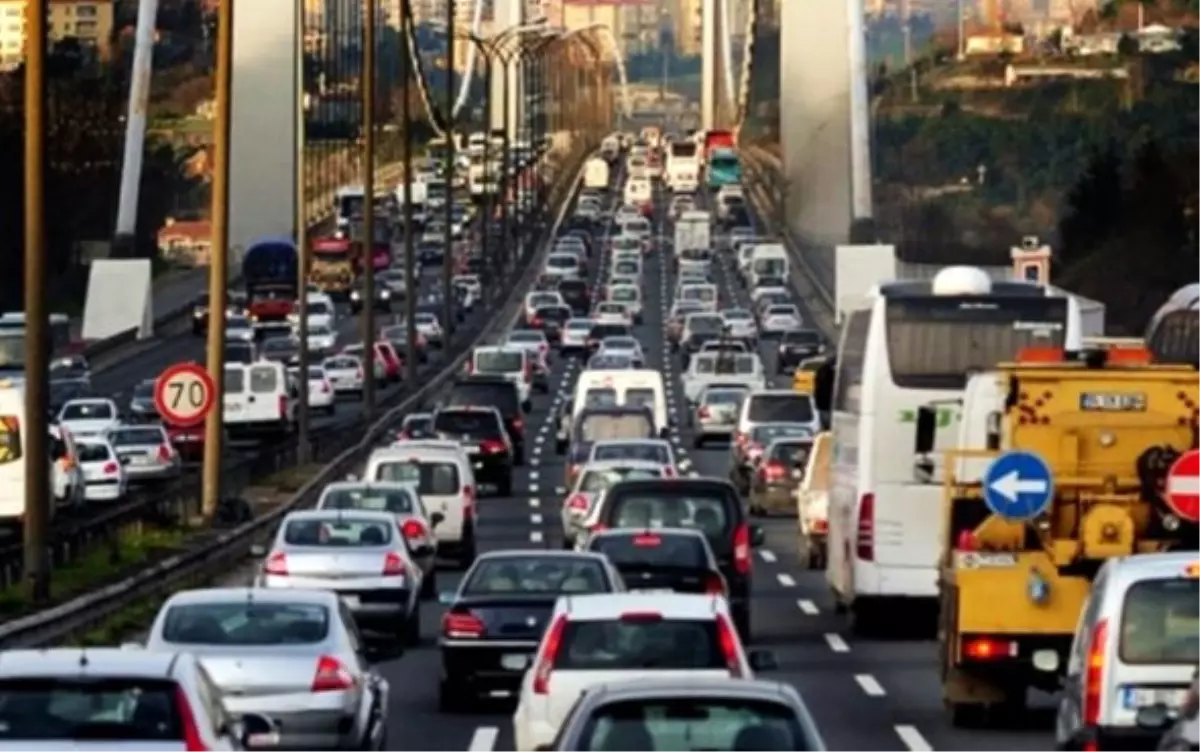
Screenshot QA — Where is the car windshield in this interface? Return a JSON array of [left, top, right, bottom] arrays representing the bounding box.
[[752, 424, 812, 443], [161, 601, 330, 645], [508, 333, 544, 345], [463, 556, 609, 595], [747, 395, 814, 423], [593, 442, 670, 465], [578, 698, 810, 752], [556, 619, 727, 671], [282, 517, 393, 546], [321, 487, 416, 514], [568, 319, 594, 332], [109, 428, 164, 446], [60, 402, 112, 421], [687, 316, 724, 333], [1119, 577, 1199, 664], [578, 414, 653, 441]]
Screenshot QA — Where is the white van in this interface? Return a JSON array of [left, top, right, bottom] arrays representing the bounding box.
[[570, 369, 668, 435], [623, 179, 652, 207], [0, 382, 85, 525], [469, 347, 532, 406], [223, 361, 294, 439], [749, 244, 790, 287], [364, 441, 476, 567], [583, 158, 610, 191]]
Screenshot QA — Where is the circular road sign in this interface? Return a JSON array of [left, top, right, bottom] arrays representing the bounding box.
[[154, 362, 216, 428], [1165, 449, 1200, 523]]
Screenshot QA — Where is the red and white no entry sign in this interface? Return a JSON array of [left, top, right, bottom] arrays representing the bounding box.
[[1165, 449, 1200, 523], [154, 362, 216, 428]]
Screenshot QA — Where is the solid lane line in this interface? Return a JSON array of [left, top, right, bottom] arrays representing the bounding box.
[[467, 726, 499, 751]]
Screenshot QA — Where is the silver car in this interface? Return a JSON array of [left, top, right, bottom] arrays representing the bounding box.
[[561, 460, 667, 548], [721, 308, 759, 345], [691, 384, 749, 447], [144, 588, 389, 751], [255, 509, 424, 646], [0, 647, 271, 750], [107, 424, 182, 482], [561, 318, 595, 355], [323, 354, 365, 394], [315, 480, 443, 599], [547, 677, 826, 751]]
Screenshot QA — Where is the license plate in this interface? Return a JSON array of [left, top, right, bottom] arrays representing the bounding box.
[[246, 731, 280, 748], [340, 595, 360, 608], [1123, 687, 1187, 709], [500, 654, 530, 671], [128, 455, 152, 466]]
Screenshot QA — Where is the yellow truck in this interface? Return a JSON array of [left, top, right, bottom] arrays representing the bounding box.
[[922, 345, 1199, 726]]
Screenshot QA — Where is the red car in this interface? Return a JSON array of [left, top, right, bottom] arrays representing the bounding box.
[[375, 341, 403, 383]]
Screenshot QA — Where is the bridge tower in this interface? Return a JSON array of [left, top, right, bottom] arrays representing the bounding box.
[[700, 0, 731, 131]]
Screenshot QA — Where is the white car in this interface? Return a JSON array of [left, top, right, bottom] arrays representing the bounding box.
[[560, 318, 594, 353], [506, 330, 550, 359], [56, 398, 121, 439], [587, 438, 678, 473], [287, 296, 336, 330], [453, 274, 482, 300], [289, 365, 336, 414], [305, 323, 338, 353], [525, 291, 567, 323], [512, 593, 773, 752], [322, 354, 364, 395], [414, 313, 444, 347], [592, 302, 631, 326], [226, 314, 255, 343], [596, 336, 645, 367], [722, 308, 759, 342], [75, 438, 127, 502], [760, 304, 803, 335]]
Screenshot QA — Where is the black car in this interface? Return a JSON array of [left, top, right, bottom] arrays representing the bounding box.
[[584, 527, 727, 596], [127, 379, 159, 422], [592, 478, 764, 641], [532, 305, 571, 344], [349, 283, 393, 313], [776, 329, 825, 373], [438, 550, 621, 711], [432, 405, 516, 496], [444, 376, 527, 465], [557, 279, 591, 315]]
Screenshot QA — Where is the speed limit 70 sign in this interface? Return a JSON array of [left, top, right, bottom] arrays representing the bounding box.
[[154, 362, 216, 428]]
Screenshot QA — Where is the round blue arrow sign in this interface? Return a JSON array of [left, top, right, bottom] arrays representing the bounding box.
[[982, 450, 1055, 521]]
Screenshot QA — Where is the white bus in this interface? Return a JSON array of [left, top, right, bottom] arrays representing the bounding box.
[[825, 267, 1083, 634], [665, 140, 700, 193]]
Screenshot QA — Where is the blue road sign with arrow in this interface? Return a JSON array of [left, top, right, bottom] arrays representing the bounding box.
[[982, 450, 1055, 521]]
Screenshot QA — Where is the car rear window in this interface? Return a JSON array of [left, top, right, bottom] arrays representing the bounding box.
[[475, 350, 523, 373], [162, 601, 330, 645], [580, 467, 664, 493], [447, 383, 518, 415], [0, 678, 189, 741], [579, 414, 654, 442], [463, 556, 610, 595], [110, 428, 165, 446], [768, 440, 813, 467], [578, 698, 811, 752], [557, 618, 726, 671], [434, 410, 501, 437], [625, 388, 656, 410], [321, 487, 416, 514], [283, 517, 393, 546], [592, 442, 670, 465], [747, 394, 814, 423], [584, 389, 618, 409], [588, 532, 709, 569], [605, 486, 733, 538], [1118, 577, 1199, 664], [374, 460, 461, 495], [76, 442, 111, 463]]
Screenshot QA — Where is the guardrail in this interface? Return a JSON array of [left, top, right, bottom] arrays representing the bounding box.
[[78, 159, 409, 364], [0, 145, 594, 649]]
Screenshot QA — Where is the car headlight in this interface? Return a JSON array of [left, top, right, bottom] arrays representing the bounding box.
[[350, 291, 361, 300]]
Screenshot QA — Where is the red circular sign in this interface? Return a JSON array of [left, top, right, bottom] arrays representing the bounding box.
[[1165, 449, 1200, 523], [154, 362, 216, 428]]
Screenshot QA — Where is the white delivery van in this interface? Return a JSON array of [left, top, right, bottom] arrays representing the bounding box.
[[224, 361, 295, 439], [569, 369, 668, 436], [583, 158, 610, 191], [0, 381, 86, 526]]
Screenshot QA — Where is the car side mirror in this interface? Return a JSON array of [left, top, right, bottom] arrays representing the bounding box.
[[748, 649, 778, 672], [914, 406, 937, 455], [234, 712, 277, 749], [430, 511, 445, 528], [749, 525, 765, 548], [438, 591, 457, 606], [249, 544, 267, 558]]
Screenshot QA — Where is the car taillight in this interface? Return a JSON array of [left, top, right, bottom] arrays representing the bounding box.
[[278, 395, 287, 416], [566, 494, 590, 511], [1083, 619, 1108, 726], [589, 523, 608, 535], [662, 465, 676, 478], [632, 533, 661, 546], [442, 610, 485, 639], [714, 614, 744, 677], [747, 443, 764, 459], [462, 486, 476, 519], [511, 417, 524, 433], [481, 438, 507, 454], [465, 361, 474, 375], [322, 381, 332, 393], [174, 686, 209, 751], [157, 444, 174, 463], [103, 461, 119, 475], [264, 551, 288, 576], [533, 614, 568, 694], [735, 432, 749, 447], [382, 551, 406, 575], [762, 461, 786, 483], [705, 573, 726, 595], [698, 406, 711, 419], [531, 317, 543, 327], [401, 519, 427, 540], [856, 493, 875, 561], [311, 655, 356, 692], [733, 523, 751, 575]]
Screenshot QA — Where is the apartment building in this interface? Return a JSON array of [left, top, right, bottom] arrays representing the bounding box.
[[0, 0, 115, 72]]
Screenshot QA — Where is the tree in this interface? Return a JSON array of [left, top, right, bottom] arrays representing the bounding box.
[[1057, 144, 1124, 267]]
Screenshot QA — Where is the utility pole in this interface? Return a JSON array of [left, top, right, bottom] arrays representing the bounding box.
[[361, 0, 378, 414], [442, 0, 456, 339], [402, 4, 418, 385], [294, 0, 311, 463], [202, 0, 233, 519], [23, 0, 50, 604]]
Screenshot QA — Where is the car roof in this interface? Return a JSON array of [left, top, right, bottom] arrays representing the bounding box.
[[554, 592, 727, 620], [0, 648, 188, 680]]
